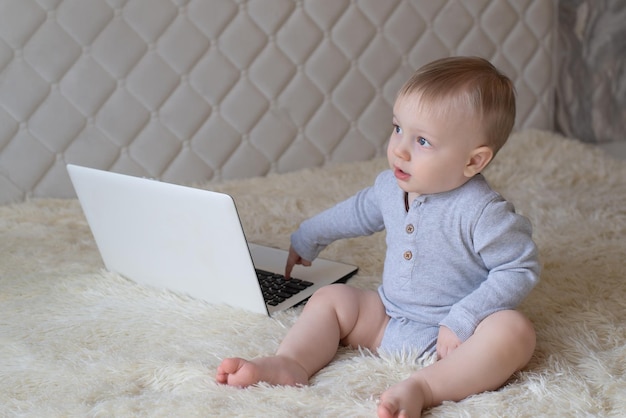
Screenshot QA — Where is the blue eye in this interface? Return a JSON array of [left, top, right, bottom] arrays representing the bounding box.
[[393, 124, 402, 134], [417, 137, 432, 147]]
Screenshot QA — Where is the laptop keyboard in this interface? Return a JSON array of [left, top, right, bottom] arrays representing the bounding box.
[[256, 269, 314, 306]]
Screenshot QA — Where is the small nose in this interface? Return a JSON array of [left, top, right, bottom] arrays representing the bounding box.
[[392, 137, 410, 160]]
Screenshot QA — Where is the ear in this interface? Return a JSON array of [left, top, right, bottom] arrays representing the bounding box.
[[464, 146, 493, 177]]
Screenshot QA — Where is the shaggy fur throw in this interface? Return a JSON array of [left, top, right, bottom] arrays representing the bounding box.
[[1, 130, 625, 417]]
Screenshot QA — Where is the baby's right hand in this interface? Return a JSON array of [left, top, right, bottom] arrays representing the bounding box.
[[285, 245, 311, 279]]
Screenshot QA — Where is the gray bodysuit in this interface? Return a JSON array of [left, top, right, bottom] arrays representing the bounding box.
[[291, 170, 540, 356]]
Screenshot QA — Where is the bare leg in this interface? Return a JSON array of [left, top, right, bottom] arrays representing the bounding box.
[[377, 310, 536, 418], [216, 284, 389, 387]]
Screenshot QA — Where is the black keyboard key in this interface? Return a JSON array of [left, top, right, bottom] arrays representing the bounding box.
[[255, 268, 312, 306], [285, 282, 306, 291]]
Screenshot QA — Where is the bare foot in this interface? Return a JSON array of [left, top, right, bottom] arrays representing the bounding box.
[[377, 375, 432, 418], [216, 355, 309, 387]]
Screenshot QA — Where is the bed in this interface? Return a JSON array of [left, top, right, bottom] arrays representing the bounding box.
[[2, 1, 625, 416]]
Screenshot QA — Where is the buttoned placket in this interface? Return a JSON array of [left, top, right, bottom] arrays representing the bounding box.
[[402, 197, 424, 263]]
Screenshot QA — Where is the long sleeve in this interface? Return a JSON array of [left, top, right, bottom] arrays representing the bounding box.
[[290, 174, 387, 262], [439, 198, 540, 341]]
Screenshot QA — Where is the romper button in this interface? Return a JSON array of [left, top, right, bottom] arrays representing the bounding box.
[[403, 251, 412, 260], [406, 224, 414, 234]]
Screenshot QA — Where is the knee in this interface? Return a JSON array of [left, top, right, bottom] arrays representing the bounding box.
[[306, 283, 350, 307], [510, 311, 535, 349], [480, 310, 536, 367]]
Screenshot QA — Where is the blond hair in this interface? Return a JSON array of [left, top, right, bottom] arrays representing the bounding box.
[[398, 56, 516, 154]]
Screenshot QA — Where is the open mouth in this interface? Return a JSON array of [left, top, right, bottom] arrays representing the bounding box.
[[393, 167, 410, 181]]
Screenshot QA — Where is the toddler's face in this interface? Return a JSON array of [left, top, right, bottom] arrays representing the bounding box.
[[387, 93, 486, 196]]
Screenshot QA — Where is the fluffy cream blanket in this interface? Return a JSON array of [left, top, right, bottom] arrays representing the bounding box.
[[1, 130, 625, 417]]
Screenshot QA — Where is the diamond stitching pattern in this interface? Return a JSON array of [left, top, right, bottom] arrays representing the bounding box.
[[0, 0, 556, 204]]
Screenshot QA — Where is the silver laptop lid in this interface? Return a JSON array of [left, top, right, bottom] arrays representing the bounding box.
[[67, 164, 269, 315]]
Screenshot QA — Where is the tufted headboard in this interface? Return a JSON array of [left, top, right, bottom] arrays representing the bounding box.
[[0, 0, 556, 204]]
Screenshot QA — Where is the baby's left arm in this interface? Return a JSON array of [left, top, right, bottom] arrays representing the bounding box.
[[440, 199, 541, 342]]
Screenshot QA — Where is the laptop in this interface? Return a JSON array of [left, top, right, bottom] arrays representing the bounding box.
[[67, 164, 358, 316]]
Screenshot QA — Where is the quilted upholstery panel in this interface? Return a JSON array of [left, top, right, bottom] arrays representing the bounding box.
[[0, 0, 556, 204]]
